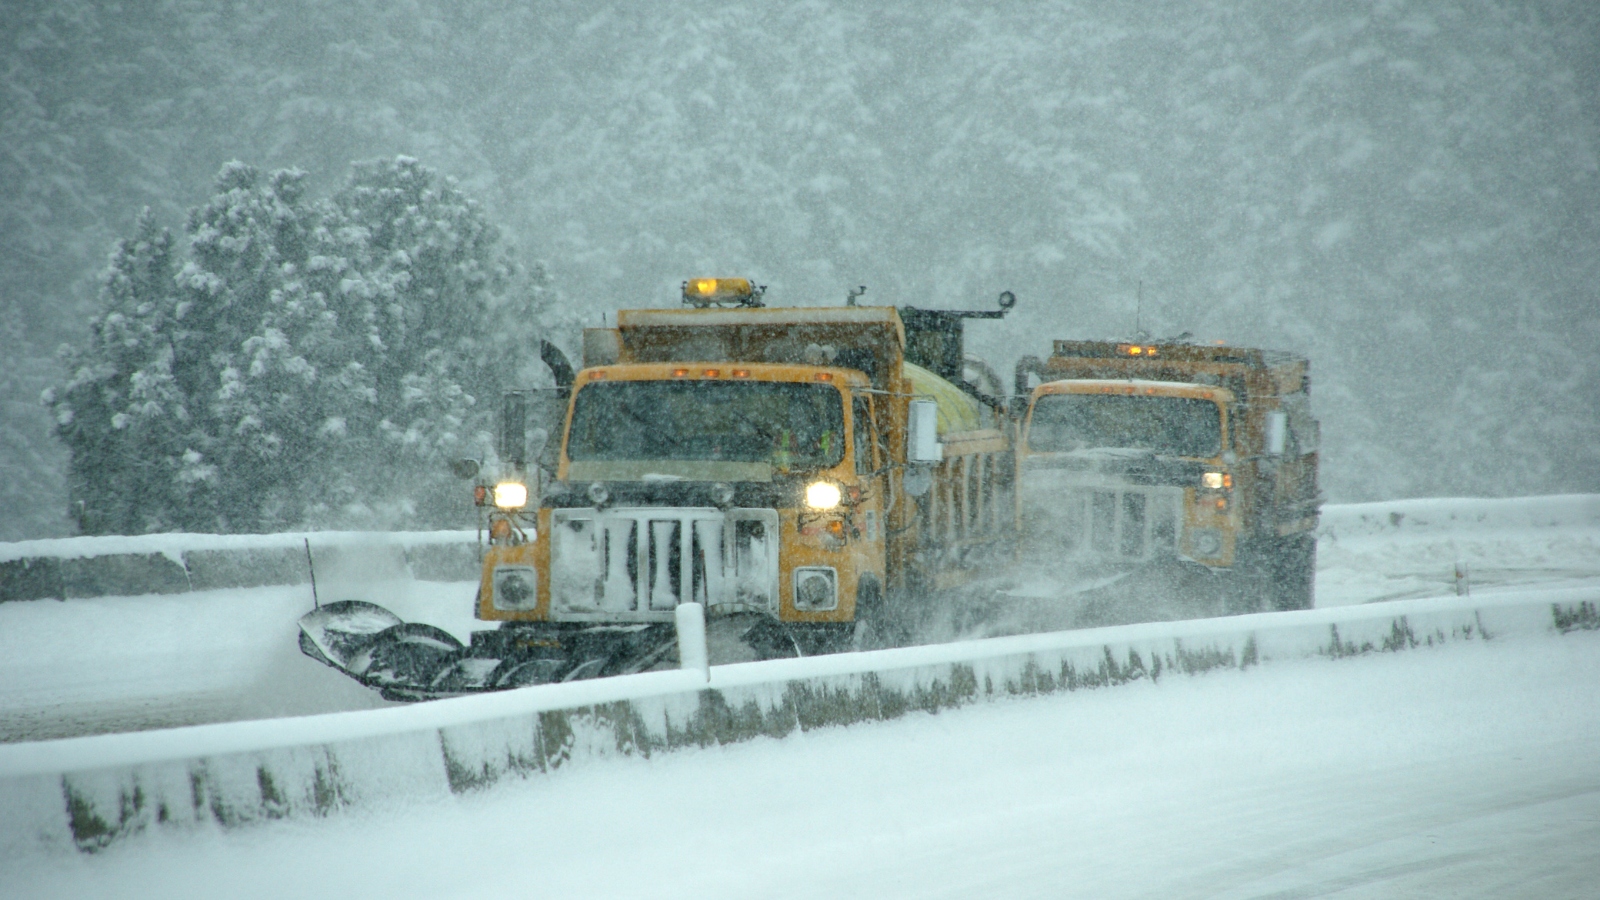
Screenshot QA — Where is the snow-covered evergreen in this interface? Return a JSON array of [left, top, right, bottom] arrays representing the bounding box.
[[3, 1, 1598, 536], [50, 159, 535, 534]]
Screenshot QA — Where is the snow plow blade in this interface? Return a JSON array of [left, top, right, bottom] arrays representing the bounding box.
[[297, 600, 407, 677], [298, 601, 805, 701], [298, 601, 687, 701]]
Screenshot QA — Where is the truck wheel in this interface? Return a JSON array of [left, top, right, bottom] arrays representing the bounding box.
[[851, 577, 895, 650], [1222, 553, 1269, 616], [1269, 533, 1317, 611]]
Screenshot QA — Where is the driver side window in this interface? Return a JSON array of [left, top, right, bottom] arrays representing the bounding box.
[[853, 396, 876, 475]]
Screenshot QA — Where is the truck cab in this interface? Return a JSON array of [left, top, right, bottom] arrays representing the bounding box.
[[474, 281, 1016, 673], [1015, 340, 1321, 611]]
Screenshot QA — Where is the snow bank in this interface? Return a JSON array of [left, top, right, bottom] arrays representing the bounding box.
[[1315, 494, 1600, 608], [2, 587, 1594, 856], [1320, 494, 1600, 542], [0, 530, 478, 601]]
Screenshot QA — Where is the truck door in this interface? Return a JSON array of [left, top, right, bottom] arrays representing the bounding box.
[[851, 394, 888, 585]]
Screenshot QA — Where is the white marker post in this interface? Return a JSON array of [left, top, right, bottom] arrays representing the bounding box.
[[675, 602, 710, 682]]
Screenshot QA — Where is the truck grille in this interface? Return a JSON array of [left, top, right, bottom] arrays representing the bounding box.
[[1023, 483, 1183, 563], [549, 508, 779, 620]]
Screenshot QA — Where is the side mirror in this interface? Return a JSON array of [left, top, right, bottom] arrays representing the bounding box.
[[906, 399, 943, 465], [501, 392, 529, 472], [1264, 410, 1288, 456], [449, 458, 481, 480]]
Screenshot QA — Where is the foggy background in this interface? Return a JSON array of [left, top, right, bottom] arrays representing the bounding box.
[[3, 0, 1597, 539]]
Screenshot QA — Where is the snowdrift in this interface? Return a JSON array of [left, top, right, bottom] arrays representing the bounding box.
[[2, 588, 1594, 856]]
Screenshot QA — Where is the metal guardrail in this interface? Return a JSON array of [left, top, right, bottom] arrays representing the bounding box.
[[0, 532, 480, 602], [1, 588, 1593, 855]]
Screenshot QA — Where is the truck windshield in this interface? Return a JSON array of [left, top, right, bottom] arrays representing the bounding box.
[[566, 380, 846, 468], [1027, 394, 1222, 458]]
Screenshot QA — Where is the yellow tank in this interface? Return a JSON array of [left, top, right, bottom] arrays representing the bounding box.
[[903, 361, 983, 434]]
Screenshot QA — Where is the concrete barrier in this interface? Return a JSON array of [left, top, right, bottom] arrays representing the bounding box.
[[2, 588, 1594, 856], [0, 531, 479, 602]]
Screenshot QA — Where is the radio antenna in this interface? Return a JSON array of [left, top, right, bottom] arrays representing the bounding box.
[[1136, 280, 1143, 337], [303, 538, 320, 610]]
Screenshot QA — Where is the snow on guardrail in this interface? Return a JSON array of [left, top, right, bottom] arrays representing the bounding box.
[[0, 530, 479, 602], [2, 588, 1595, 856], [1319, 494, 1600, 542]]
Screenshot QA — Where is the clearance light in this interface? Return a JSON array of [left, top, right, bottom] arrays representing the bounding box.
[[489, 519, 513, 540], [474, 484, 488, 506], [733, 369, 751, 378], [805, 481, 842, 510], [702, 369, 720, 378], [493, 482, 529, 509], [590, 370, 607, 381], [672, 368, 690, 378], [1116, 343, 1160, 357], [814, 372, 834, 381]]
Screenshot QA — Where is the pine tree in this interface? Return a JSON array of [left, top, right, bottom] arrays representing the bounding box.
[[50, 158, 534, 534]]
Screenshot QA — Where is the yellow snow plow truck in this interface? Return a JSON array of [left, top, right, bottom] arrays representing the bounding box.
[[1012, 339, 1321, 613], [300, 280, 1017, 699]]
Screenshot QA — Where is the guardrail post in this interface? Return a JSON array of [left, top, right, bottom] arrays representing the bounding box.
[[675, 602, 709, 681]]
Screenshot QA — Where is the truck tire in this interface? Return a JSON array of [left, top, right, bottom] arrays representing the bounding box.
[[1222, 548, 1271, 616], [1269, 533, 1317, 611], [851, 577, 896, 650]]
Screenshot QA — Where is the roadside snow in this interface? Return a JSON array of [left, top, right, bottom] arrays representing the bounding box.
[[7, 631, 1596, 899], [1317, 495, 1600, 607], [1, 496, 1595, 742]]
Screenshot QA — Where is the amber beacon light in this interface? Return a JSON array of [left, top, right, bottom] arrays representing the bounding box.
[[681, 277, 763, 308]]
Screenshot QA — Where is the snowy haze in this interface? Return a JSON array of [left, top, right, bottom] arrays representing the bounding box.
[[3, 1, 1598, 538]]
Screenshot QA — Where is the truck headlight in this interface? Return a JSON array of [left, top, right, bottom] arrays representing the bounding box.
[[1201, 472, 1225, 490], [1190, 528, 1223, 558], [492, 565, 539, 611], [493, 482, 528, 509], [805, 481, 842, 510], [793, 567, 838, 611]]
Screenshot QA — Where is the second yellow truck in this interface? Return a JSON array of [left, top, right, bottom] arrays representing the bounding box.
[[1013, 339, 1321, 612]]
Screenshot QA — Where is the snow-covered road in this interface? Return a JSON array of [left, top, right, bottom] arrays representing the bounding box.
[[2, 495, 1594, 743], [2, 495, 1597, 896], [9, 620, 1598, 898]]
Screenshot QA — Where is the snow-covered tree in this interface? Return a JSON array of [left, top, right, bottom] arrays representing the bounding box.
[[51, 158, 538, 534]]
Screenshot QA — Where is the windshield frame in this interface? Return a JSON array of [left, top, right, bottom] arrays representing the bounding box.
[[1025, 388, 1228, 459], [562, 369, 852, 474]]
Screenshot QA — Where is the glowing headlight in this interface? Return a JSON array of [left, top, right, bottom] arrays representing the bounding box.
[[493, 482, 528, 509], [805, 481, 842, 510], [1201, 472, 1225, 490]]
